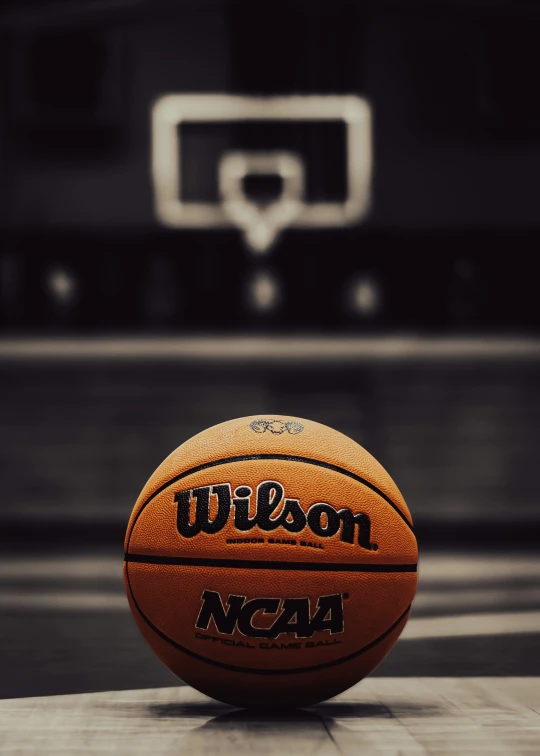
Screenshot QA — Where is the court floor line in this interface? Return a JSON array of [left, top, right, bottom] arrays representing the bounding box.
[[0, 554, 538, 581], [413, 587, 540, 610], [1, 587, 539, 640], [402, 611, 540, 640], [1, 335, 540, 361]]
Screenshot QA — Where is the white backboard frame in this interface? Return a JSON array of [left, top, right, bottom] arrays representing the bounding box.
[[151, 94, 372, 231]]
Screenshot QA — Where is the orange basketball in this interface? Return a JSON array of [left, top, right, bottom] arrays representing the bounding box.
[[124, 415, 418, 707]]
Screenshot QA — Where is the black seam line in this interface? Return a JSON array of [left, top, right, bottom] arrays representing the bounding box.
[[124, 554, 418, 573], [125, 453, 414, 555], [125, 559, 411, 675]]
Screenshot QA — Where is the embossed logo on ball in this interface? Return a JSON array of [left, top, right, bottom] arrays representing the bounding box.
[[249, 419, 304, 435]]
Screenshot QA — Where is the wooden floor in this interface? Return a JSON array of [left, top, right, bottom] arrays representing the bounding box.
[[0, 678, 538, 755]]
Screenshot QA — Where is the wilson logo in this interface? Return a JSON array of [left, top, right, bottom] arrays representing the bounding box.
[[195, 590, 345, 639], [174, 480, 376, 550]]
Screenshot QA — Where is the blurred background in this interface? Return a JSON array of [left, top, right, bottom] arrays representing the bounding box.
[[0, 0, 539, 700]]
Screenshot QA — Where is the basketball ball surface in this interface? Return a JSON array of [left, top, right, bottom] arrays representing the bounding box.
[[124, 415, 418, 708]]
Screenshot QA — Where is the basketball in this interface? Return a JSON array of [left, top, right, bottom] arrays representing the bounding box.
[[123, 415, 418, 708]]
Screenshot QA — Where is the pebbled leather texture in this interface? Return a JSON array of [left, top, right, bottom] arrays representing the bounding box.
[[123, 415, 418, 707]]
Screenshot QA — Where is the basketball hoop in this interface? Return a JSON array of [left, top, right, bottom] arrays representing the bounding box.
[[219, 152, 305, 255]]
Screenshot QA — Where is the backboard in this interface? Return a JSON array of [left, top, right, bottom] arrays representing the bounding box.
[[151, 94, 372, 254]]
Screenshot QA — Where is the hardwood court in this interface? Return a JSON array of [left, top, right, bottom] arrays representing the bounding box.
[[0, 678, 538, 755]]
